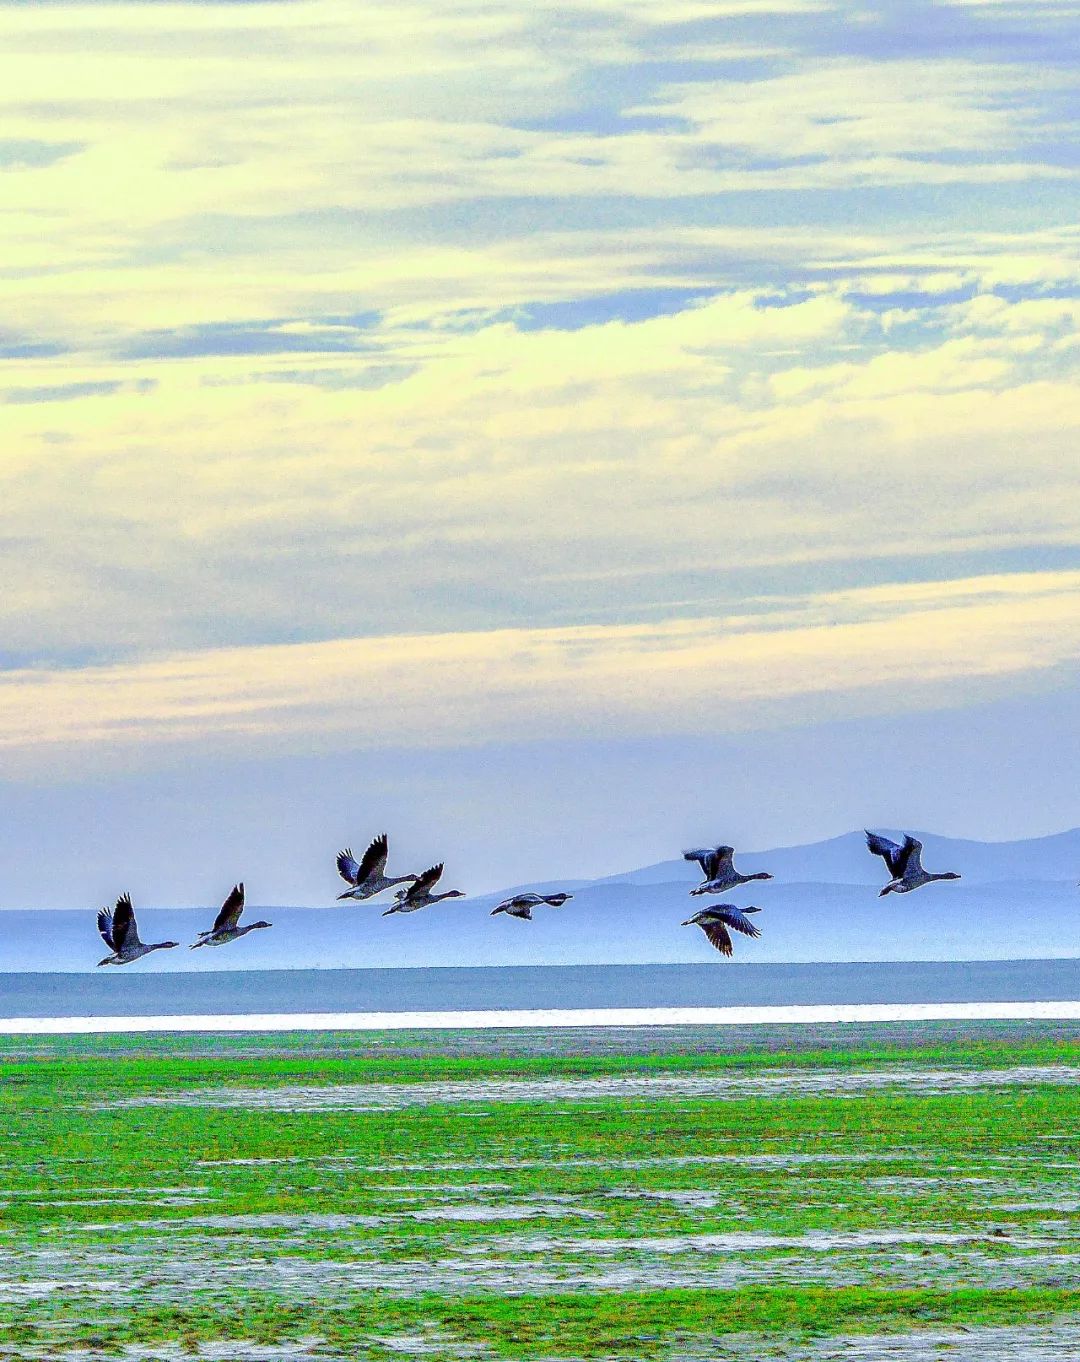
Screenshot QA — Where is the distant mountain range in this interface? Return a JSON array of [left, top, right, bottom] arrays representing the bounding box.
[[597, 827, 1080, 889], [2, 829, 1078, 972]]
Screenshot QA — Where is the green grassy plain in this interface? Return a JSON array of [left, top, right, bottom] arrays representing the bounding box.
[[2, 1023, 1077, 1359]]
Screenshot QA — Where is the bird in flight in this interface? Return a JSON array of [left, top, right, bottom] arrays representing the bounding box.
[[682, 904, 762, 957], [865, 832, 961, 896], [336, 833, 418, 901], [96, 895, 179, 966], [491, 891, 574, 921], [383, 863, 465, 915], [190, 883, 272, 949], [684, 844, 773, 896]]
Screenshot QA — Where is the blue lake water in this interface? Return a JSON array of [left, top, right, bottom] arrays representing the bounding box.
[[1, 958, 1076, 1019]]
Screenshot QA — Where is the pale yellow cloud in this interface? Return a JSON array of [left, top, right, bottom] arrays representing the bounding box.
[[1, 0, 1070, 315], [2, 259, 1079, 676], [1, 571, 1077, 776], [1, 0, 1077, 724]]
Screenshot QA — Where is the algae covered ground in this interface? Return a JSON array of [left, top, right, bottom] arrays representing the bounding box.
[[1, 1021, 1078, 1359]]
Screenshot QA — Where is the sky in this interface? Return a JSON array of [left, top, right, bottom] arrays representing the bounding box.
[[2, 0, 1079, 908]]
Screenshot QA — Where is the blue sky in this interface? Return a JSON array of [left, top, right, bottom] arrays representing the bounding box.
[[1, 0, 1078, 905]]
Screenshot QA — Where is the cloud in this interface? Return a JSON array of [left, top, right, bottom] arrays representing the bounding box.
[[633, 57, 1074, 175], [3, 380, 129, 404], [0, 256, 1078, 671], [1, 0, 1078, 748], [1, 570, 1077, 775], [119, 316, 381, 360], [1, 0, 1073, 301], [0, 138, 83, 169]]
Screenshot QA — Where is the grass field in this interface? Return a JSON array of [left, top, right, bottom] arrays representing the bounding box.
[[2, 1021, 1078, 1359]]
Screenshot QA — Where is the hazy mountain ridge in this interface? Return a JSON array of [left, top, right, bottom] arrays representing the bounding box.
[[1, 828, 1077, 972], [600, 828, 1080, 889]]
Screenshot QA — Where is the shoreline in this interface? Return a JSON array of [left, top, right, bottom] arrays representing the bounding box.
[[4, 999, 1080, 1034]]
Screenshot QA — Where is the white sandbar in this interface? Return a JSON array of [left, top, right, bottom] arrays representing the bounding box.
[[2, 1001, 1078, 1034]]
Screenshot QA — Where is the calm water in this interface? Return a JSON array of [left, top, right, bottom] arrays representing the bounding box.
[[1, 959, 1077, 1019]]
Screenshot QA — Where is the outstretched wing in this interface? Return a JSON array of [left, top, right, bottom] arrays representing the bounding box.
[[898, 835, 923, 877], [406, 864, 443, 901], [212, 883, 245, 934], [715, 905, 762, 940], [354, 834, 389, 885], [684, 846, 733, 880], [495, 894, 543, 915], [338, 834, 389, 886], [336, 848, 362, 885], [96, 909, 115, 951], [709, 846, 735, 879], [684, 848, 713, 875], [111, 894, 140, 952], [865, 831, 906, 878], [504, 893, 542, 909], [701, 921, 733, 956]]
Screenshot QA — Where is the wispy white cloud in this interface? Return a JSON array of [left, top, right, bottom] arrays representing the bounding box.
[[634, 57, 1070, 163]]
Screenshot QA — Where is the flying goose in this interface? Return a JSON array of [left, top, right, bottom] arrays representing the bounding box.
[[682, 904, 762, 957], [684, 844, 773, 896], [190, 883, 271, 949], [96, 895, 179, 966], [336, 833, 418, 901], [383, 863, 464, 915], [865, 831, 961, 896], [491, 891, 573, 921]]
